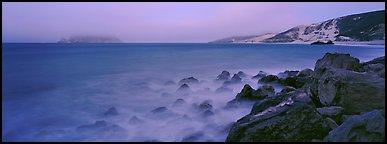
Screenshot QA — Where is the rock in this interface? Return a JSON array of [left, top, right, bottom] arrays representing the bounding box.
[[280, 86, 296, 94], [252, 71, 269, 79], [197, 100, 213, 112], [228, 84, 275, 104], [150, 107, 168, 114], [216, 70, 231, 81], [76, 120, 108, 132], [229, 74, 242, 83], [325, 117, 339, 129], [316, 106, 344, 117], [314, 53, 363, 72], [297, 68, 313, 77], [178, 77, 199, 85], [324, 109, 385, 142], [304, 64, 385, 115], [226, 90, 332, 142], [277, 70, 299, 79], [362, 56, 385, 65], [104, 107, 119, 116], [237, 71, 248, 77], [177, 83, 192, 92], [215, 86, 233, 93], [129, 116, 143, 125], [201, 110, 215, 118], [258, 75, 280, 84], [172, 99, 187, 107], [182, 132, 205, 142], [362, 57, 385, 78]]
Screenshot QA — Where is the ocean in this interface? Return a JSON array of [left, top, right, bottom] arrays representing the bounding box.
[[2, 43, 385, 142]]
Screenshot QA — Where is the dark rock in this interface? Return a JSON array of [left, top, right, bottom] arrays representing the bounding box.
[[278, 70, 300, 79], [297, 68, 313, 77], [316, 106, 344, 117], [324, 109, 385, 142], [237, 71, 248, 77], [150, 107, 168, 114], [129, 116, 143, 125], [215, 86, 233, 93], [104, 107, 119, 116], [197, 100, 213, 112], [325, 117, 339, 129], [178, 77, 199, 85], [216, 70, 231, 81], [362, 56, 385, 65], [252, 71, 269, 79], [255, 84, 275, 98], [76, 120, 108, 133], [280, 86, 296, 94], [172, 99, 187, 107], [311, 40, 335, 45], [362, 57, 385, 78], [258, 75, 280, 84], [226, 90, 332, 142]]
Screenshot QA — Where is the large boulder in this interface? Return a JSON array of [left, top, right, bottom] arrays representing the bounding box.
[[362, 56, 385, 78], [177, 83, 192, 92], [314, 53, 363, 72], [216, 70, 231, 81], [297, 68, 313, 77], [304, 53, 385, 115], [233, 84, 273, 101], [324, 109, 385, 142], [226, 89, 332, 142], [228, 74, 242, 83], [178, 77, 199, 85]]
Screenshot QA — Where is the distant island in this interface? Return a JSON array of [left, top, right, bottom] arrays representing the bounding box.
[[311, 40, 335, 45], [58, 35, 121, 43]]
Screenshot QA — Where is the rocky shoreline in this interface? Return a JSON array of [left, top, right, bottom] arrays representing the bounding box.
[[69, 52, 384, 142], [225, 52, 385, 142]]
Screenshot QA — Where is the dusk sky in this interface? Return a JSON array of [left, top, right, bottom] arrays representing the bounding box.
[[2, 2, 385, 43]]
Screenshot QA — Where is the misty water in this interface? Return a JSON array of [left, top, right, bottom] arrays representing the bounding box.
[[2, 43, 385, 142]]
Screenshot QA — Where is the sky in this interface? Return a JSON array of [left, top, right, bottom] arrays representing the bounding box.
[[2, 2, 385, 43]]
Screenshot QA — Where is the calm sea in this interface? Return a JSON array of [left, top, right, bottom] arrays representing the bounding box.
[[2, 43, 385, 142]]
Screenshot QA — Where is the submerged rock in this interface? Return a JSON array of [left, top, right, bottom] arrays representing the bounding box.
[[201, 110, 215, 118], [324, 109, 385, 142], [104, 107, 119, 116], [177, 83, 192, 92], [224, 74, 242, 84], [172, 99, 187, 107], [178, 77, 199, 85], [226, 90, 332, 142], [216, 70, 231, 81], [182, 132, 205, 142], [76, 120, 108, 133], [150, 107, 168, 114], [165, 80, 176, 85], [236, 71, 248, 78], [129, 116, 143, 125], [252, 71, 269, 79]]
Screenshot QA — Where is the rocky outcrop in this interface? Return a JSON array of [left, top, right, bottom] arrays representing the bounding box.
[[237, 71, 248, 78], [232, 84, 274, 102], [226, 89, 332, 142], [362, 56, 385, 78], [177, 84, 192, 92], [304, 53, 385, 115], [324, 109, 385, 142], [104, 107, 119, 116]]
